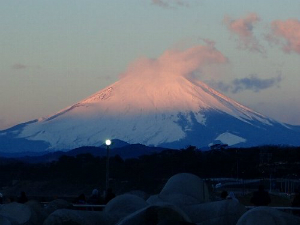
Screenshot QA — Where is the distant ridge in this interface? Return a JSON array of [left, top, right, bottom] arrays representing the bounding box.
[[2, 143, 167, 163]]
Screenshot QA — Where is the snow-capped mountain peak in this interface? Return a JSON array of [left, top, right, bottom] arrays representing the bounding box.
[[1, 45, 300, 152]]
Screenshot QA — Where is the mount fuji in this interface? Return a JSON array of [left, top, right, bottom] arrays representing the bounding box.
[[1, 46, 300, 153], [1, 75, 300, 154]]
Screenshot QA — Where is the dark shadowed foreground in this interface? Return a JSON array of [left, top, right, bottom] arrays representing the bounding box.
[[1, 173, 300, 225]]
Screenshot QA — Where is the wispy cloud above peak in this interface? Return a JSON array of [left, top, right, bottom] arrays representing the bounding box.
[[223, 13, 265, 54], [121, 44, 228, 81], [267, 19, 300, 54]]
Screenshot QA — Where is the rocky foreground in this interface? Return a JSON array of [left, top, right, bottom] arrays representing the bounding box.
[[1, 173, 300, 225]]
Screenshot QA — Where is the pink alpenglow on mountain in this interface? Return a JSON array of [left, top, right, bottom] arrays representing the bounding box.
[[1, 45, 300, 153]]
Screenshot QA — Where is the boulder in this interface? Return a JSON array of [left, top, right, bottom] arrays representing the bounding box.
[[0, 215, 14, 225], [157, 220, 196, 225], [116, 203, 192, 225], [43, 209, 114, 225], [182, 199, 246, 225], [25, 200, 48, 224], [126, 190, 149, 200], [236, 206, 300, 225], [147, 195, 163, 205], [158, 173, 210, 205], [104, 194, 148, 223], [44, 199, 73, 215], [147, 194, 206, 206], [0, 202, 36, 225]]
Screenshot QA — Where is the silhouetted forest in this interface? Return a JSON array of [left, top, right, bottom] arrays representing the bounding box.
[[1, 145, 300, 197]]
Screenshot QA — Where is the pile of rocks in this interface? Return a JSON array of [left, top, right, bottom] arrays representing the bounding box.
[[1, 173, 300, 225]]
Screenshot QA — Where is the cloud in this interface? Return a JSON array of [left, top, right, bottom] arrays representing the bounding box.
[[11, 63, 27, 70], [121, 44, 228, 80], [267, 19, 300, 54], [199, 38, 216, 48], [231, 74, 282, 93], [151, 0, 190, 8], [211, 74, 282, 94], [223, 13, 265, 54], [210, 81, 231, 93]]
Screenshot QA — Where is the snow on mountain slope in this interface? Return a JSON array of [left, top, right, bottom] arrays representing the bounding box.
[[16, 74, 277, 150], [1, 44, 300, 152], [214, 132, 247, 146]]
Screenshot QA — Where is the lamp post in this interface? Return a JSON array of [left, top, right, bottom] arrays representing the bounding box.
[[105, 139, 111, 192]]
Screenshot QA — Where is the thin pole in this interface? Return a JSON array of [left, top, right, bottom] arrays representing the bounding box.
[[269, 173, 271, 193], [236, 149, 239, 180], [106, 145, 110, 191]]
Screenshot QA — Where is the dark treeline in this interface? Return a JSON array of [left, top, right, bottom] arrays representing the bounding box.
[[1, 145, 300, 196]]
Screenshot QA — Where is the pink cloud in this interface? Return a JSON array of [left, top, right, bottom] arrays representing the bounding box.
[[121, 44, 228, 80], [223, 13, 265, 53], [269, 19, 300, 54]]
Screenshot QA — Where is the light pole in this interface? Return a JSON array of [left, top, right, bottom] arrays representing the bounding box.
[[105, 139, 111, 192]]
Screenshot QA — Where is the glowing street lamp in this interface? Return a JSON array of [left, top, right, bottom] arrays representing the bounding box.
[[105, 139, 111, 191]]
